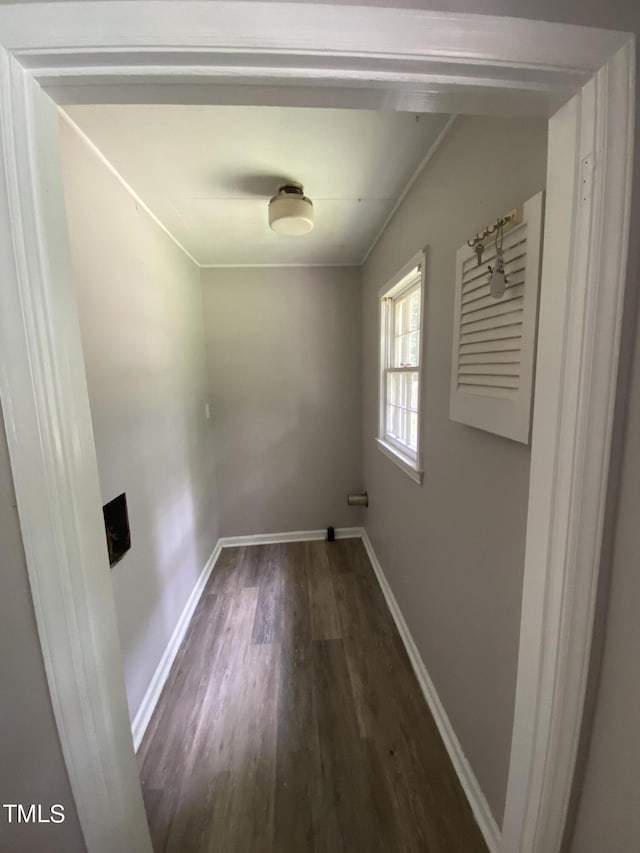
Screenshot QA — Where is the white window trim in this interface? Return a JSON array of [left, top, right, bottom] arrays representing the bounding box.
[[377, 249, 426, 485], [375, 437, 423, 484]]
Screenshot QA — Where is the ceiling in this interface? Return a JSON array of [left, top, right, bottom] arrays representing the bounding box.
[[62, 105, 451, 266]]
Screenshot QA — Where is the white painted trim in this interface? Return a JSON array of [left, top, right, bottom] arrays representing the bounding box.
[[59, 109, 199, 267], [361, 115, 457, 265], [375, 437, 424, 485], [131, 541, 223, 751], [0, 49, 152, 853], [377, 248, 428, 299], [503, 40, 636, 853], [359, 530, 501, 852], [1, 4, 627, 93], [377, 248, 427, 483], [219, 526, 363, 547]]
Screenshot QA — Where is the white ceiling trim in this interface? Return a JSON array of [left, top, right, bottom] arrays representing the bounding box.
[[59, 109, 200, 267], [5, 3, 625, 80], [360, 113, 457, 265]]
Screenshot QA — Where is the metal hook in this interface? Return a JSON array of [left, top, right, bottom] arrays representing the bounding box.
[[468, 213, 514, 267], [467, 235, 485, 265]]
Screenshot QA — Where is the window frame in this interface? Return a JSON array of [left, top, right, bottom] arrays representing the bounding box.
[[376, 249, 426, 484]]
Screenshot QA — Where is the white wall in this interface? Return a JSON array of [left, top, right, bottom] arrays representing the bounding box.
[[0, 404, 85, 852], [362, 115, 548, 823], [58, 117, 218, 721], [201, 266, 363, 536]]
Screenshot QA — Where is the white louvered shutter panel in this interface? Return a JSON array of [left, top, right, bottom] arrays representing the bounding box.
[[449, 190, 544, 443]]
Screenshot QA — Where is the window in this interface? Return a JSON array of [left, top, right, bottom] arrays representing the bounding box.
[[377, 251, 425, 483]]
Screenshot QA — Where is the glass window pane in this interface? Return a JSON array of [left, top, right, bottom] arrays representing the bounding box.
[[409, 290, 420, 330], [394, 335, 402, 367], [396, 405, 404, 443], [403, 372, 411, 408], [411, 372, 419, 410], [386, 404, 394, 436], [395, 331, 419, 367], [387, 372, 401, 406], [401, 333, 410, 366], [386, 404, 400, 439], [408, 330, 419, 366], [395, 300, 404, 337], [404, 407, 411, 445], [392, 408, 399, 441], [382, 272, 422, 456], [409, 412, 418, 450]]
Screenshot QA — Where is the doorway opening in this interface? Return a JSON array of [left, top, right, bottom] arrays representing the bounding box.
[[0, 7, 633, 852], [56, 101, 547, 850]]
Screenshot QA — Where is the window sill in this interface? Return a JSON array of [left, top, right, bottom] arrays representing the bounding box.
[[375, 438, 423, 485]]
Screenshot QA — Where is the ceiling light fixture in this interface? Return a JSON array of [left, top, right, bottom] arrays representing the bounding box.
[[268, 182, 314, 236]]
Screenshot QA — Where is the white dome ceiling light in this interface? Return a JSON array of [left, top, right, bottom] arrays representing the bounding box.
[[268, 182, 314, 236]]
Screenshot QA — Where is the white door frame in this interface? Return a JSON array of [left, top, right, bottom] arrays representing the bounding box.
[[0, 5, 634, 852]]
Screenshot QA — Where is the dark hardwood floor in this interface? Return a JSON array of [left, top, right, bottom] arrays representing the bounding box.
[[138, 539, 488, 852]]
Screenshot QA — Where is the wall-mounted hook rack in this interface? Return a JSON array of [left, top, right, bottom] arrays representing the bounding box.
[[466, 205, 523, 266]]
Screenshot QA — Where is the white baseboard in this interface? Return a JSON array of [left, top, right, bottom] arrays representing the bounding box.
[[360, 530, 502, 853], [218, 526, 364, 548], [131, 540, 223, 751]]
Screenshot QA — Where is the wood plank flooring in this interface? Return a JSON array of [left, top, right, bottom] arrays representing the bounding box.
[[138, 539, 488, 852]]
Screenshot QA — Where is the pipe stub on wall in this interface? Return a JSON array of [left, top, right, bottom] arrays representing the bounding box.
[[347, 492, 368, 507]]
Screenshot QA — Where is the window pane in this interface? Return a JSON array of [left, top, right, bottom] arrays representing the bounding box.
[[395, 300, 405, 337], [393, 334, 403, 367], [386, 404, 400, 440], [385, 396, 418, 452], [404, 295, 412, 333], [385, 373, 419, 431], [401, 333, 410, 366], [391, 288, 420, 368], [409, 411, 418, 450], [386, 405, 394, 436], [381, 270, 422, 461], [387, 372, 401, 406], [408, 330, 419, 366], [392, 405, 402, 442], [411, 372, 419, 409], [409, 290, 420, 330], [394, 330, 419, 367]]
